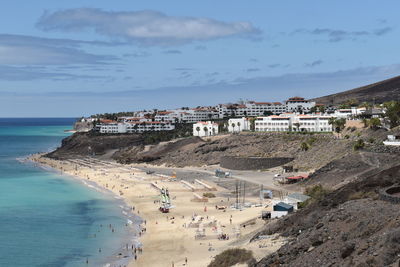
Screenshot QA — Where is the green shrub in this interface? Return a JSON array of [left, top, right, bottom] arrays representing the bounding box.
[[344, 134, 350, 139], [203, 192, 216, 198], [353, 139, 365, 151], [299, 184, 331, 208], [304, 184, 330, 201], [368, 138, 375, 144], [348, 191, 377, 200], [208, 248, 255, 267], [300, 142, 311, 151], [307, 137, 317, 145], [298, 200, 311, 209]]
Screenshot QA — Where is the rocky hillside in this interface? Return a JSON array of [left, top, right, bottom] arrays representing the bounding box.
[[113, 137, 204, 163], [46, 132, 144, 160], [312, 75, 400, 105], [47, 127, 393, 173], [112, 133, 354, 171], [253, 160, 400, 267]]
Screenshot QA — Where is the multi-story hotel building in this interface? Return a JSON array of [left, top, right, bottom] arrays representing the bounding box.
[[255, 114, 333, 132], [285, 97, 316, 113], [98, 121, 175, 134], [155, 108, 218, 123], [217, 101, 286, 118]]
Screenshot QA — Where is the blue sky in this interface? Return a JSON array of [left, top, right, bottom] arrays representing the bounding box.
[[1, 0, 400, 117]]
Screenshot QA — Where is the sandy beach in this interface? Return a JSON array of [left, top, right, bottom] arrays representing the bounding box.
[[30, 154, 286, 267]]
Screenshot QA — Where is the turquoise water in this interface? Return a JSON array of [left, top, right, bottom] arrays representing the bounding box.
[[0, 118, 134, 267]]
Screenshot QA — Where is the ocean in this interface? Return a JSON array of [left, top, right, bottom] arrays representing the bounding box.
[[0, 118, 137, 267]]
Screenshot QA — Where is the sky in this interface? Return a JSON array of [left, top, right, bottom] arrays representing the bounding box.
[[1, 0, 400, 117]]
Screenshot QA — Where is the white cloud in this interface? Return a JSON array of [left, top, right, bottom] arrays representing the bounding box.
[[0, 34, 117, 65], [292, 27, 393, 42], [0, 65, 106, 81], [37, 9, 261, 46]]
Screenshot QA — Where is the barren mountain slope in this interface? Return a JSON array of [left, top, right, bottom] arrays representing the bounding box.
[[253, 163, 400, 267], [312, 75, 400, 105]]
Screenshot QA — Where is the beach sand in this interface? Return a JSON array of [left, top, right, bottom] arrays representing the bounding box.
[[30, 154, 286, 267]]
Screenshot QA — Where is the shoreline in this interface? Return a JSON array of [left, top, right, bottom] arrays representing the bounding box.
[[29, 153, 287, 267], [25, 155, 142, 267]]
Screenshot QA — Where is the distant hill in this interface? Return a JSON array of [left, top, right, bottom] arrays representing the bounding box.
[[312, 75, 400, 105]]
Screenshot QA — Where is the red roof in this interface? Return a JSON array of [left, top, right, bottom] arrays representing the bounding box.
[[195, 121, 218, 125], [286, 97, 307, 103], [128, 121, 168, 125], [288, 96, 305, 100], [287, 175, 309, 180], [100, 119, 116, 124]]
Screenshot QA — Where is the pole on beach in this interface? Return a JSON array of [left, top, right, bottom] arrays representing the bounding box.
[[242, 181, 245, 204]]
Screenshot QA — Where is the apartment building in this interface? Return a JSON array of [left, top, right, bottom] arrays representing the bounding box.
[[217, 101, 286, 118], [255, 113, 333, 132], [155, 108, 218, 123], [193, 121, 219, 137], [228, 117, 250, 133], [333, 107, 383, 119], [119, 117, 152, 123], [98, 121, 175, 134], [126, 121, 175, 133], [285, 97, 316, 113]]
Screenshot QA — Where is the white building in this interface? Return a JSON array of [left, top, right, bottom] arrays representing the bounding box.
[[155, 108, 218, 123], [383, 135, 400, 146], [333, 107, 367, 119], [333, 107, 384, 119], [154, 111, 178, 123], [98, 121, 175, 134], [193, 121, 219, 137], [98, 121, 126, 134], [119, 117, 152, 123], [255, 115, 291, 132], [217, 101, 286, 118], [285, 97, 316, 113], [228, 117, 250, 133], [255, 113, 333, 132], [126, 122, 175, 133]]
